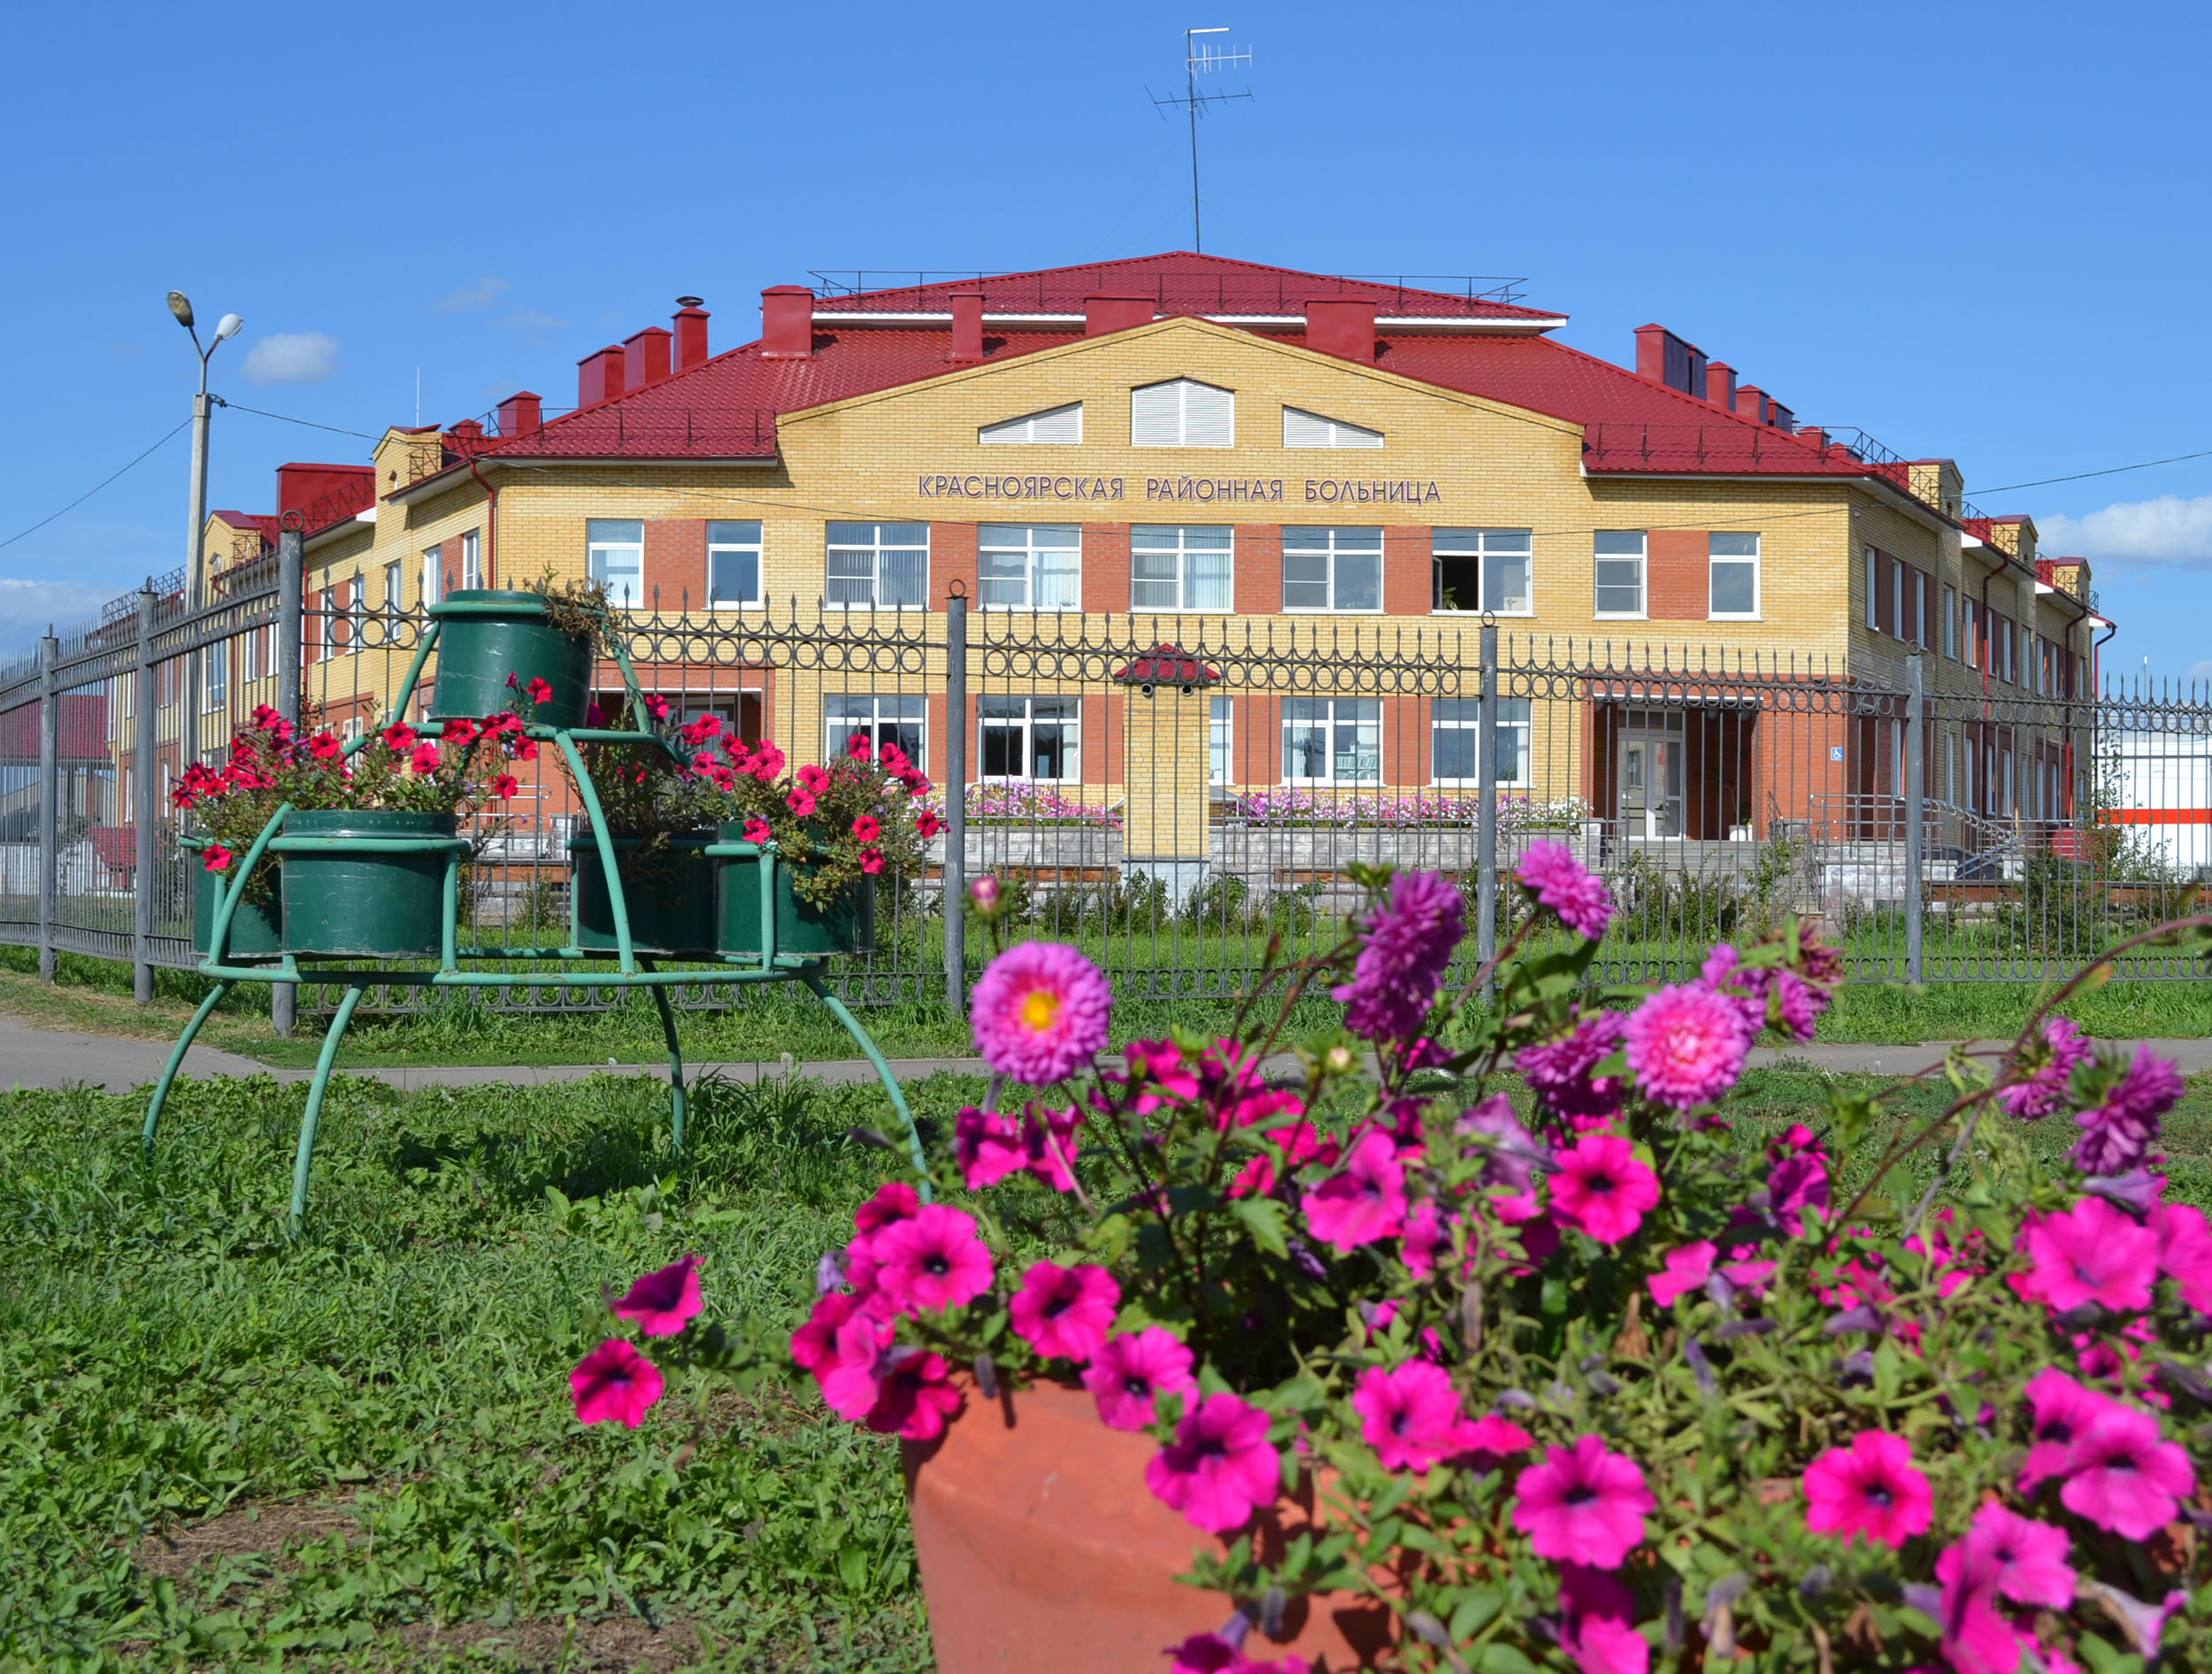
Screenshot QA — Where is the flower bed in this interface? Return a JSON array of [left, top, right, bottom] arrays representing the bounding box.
[[966, 783, 1123, 829], [1224, 789, 1591, 832]]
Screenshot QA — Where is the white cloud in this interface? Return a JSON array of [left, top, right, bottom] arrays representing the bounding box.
[[241, 331, 339, 386], [2037, 493, 2212, 570], [0, 578, 119, 648], [498, 307, 569, 333], [432, 275, 512, 313]]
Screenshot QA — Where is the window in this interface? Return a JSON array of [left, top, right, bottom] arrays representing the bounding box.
[[1962, 597, 1980, 670], [460, 530, 480, 592], [707, 520, 763, 609], [826, 694, 925, 770], [587, 519, 644, 609], [979, 696, 1079, 781], [1709, 532, 1760, 618], [421, 546, 442, 609], [1431, 698, 1532, 787], [979, 403, 1082, 445], [1864, 547, 1878, 631], [1131, 525, 1233, 610], [1943, 585, 1957, 657], [1594, 531, 1646, 617], [1282, 407, 1383, 449], [319, 587, 336, 658], [1282, 526, 1381, 612], [1210, 696, 1233, 785], [385, 559, 403, 628], [1432, 529, 1532, 615], [205, 641, 227, 710], [979, 525, 1080, 610], [1282, 697, 1380, 784], [240, 625, 257, 683], [826, 521, 927, 608], [349, 572, 365, 649], [1131, 379, 1234, 448]]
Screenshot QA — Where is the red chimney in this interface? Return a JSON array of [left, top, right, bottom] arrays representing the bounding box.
[[1304, 297, 1377, 363], [673, 297, 710, 370], [761, 285, 815, 358], [1085, 294, 1154, 336], [624, 326, 672, 389], [497, 390, 541, 438], [578, 346, 626, 406], [1768, 401, 1795, 434], [948, 291, 985, 362], [1634, 323, 1669, 381], [1799, 426, 1828, 453], [1705, 360, 1736, 408], [1733, 383, 1767, 425]]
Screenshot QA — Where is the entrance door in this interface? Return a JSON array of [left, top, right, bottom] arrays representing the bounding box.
[[1616, 709, 1685, 838]]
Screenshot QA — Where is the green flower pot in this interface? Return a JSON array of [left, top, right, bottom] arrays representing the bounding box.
[[429, 589, 594, 726], [713, 823, 876, 956], [569, 831, 716, 958], [181, 836, 284, 961], [280, 810, 454, 958]]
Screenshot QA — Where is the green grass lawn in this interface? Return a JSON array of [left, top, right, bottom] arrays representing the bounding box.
[[8, 1061, 2212, 1670]]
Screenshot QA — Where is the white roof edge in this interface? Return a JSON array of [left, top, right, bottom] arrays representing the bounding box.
[[811, 310, 1563, 334]]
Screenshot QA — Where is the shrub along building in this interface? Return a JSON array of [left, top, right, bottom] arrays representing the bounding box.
[[199, 254, 2102, 864]]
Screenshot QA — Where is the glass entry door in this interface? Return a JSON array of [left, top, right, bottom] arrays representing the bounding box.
[[1617, 710, 1685, 838]]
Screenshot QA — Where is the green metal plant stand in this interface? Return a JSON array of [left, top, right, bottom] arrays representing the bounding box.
[[143, 599, 930, 1226]]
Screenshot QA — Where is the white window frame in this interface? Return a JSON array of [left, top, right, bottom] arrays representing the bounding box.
[[1864, 546, 1878, 631], [1130, 525, 1233, 612], [1281, 526, 1383, 614], [978, 695, 1081, 783], [349, 572, 365, 649], [1942, 584, 1957, 658], [978, 525, 1081, 611], [1281, 406, 1384, 449], [586, 519, 645, 610], [1431, 697, 1532, 788], [826, 521, 929, 610], [240, 623, 258, 683], [1281, 696, 1381, 786], [385, 559, 403, 629], [1708, 532, 1760, 620], [979, 403, 1083, 445], [204, 640, 227, 710], [1131, 379, 1235, 448], [825, 693, 926, 771], [421, 546, 442, 609], [1431, 529, 1532, 616], [460, 530, 481, 592], [319, 587, 337, 657], [707, 520, 764, 610], [1594, 531, 1647, 619], [1210, 695, 1233, 785]]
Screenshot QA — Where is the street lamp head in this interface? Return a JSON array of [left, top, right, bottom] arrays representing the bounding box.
[[213, 313, 243, 342], [166, 290, 195, 329]]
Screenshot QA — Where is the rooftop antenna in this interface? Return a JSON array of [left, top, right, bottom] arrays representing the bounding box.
[[1150, 26, 1252, 253]]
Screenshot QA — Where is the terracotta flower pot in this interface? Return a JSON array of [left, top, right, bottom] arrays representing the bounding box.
[[901, 1378, 1396, 1673]]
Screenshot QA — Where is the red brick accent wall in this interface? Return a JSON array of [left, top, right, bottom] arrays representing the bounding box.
[[1233, 525, 1281, 614], [1647, 529, 1707, 620], [643, 519, 706, 611], [441, 536, 463, 600], [1383, 526, 1430, 617], [1083, 523, 1130, 614], [1381, 695, 1429, 787], [1233, 694, 1278, 787], [925, 694, 976, 783], [933, 523, 978, 607], [1083, 695, 1124, 787]]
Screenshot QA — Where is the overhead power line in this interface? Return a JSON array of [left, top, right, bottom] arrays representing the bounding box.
[[0, 417, 193, 553], [1973, 446, 2212, 498], [214, 397, 381, 441]]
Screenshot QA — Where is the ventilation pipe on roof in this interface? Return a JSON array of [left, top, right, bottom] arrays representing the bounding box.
[[1304, 297, 1377, 363], [1705, 360, 1737, 408], [578, 346, 626, 406], [1733, 383, 1768, 425], [761, 286, 815, 358], [1799, 426, 1828, 453], [1084, 294, 1154, 336], [497, 391, 541, 438], [624, 326, 672, 388], [1632, 324, 1708, 396], [948, 291, 985, 362], [673, 298, 710, 370], [1768, 401, 1795, 434]]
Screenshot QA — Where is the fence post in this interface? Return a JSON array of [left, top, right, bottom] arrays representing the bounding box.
[[941, 588, 967, 1011], [1904, 652, 1924, 985], [36, 634, 59, 982], [272, 526, 303, 1036], [1477, 622, 1498, 1002], [134, 585, 157, 1002]]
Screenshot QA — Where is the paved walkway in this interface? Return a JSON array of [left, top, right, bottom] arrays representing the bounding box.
[[6, 1006, 2212, 1094]]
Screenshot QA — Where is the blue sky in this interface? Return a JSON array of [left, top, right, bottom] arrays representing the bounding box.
[[4, 0, 2208, 683]]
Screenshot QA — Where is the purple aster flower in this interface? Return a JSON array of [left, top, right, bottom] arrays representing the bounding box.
[[1516, 841, 1614, 940], [970, 941, 1112, 1085], [1455, 1092, 1553, 1192], [1517, 1010, 1629, 1123], [1999, 1017, 2095, 1121], [1332, 870, 1464, 1044], [1623, 984, 1749, 1109], [2073, 1048, 2185, 1177]]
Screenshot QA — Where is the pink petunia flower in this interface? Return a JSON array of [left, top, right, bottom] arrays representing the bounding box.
[[869, 1202, 995, 1314], [1932, 1540, 2028, 1674], [1231, 1120, 1340, 1199], [786, 786, 818, 817], [1767, 1128, 1831, 1236], [1549, 1133, 1661, 1247], [1961, 1501, 2076, 1608], [1163, 1634, 1310, 1674], [741, 816, 772, 845], [1622, 984, 1748, 1108], [2016, 1197, 2159, 1314], [1516, 841, 1615, 940], [854, 1180, 920, 1240], [611, 1254, 703, 1337], [851, 814, 880, 841], [571, 1339, 663, 1428], [2154, 1202, 2212, 1311], [1557, 1563, 1647, 1674], [1009, 1261, 1120, 1363], [2019, 1368, 2123, 1490], [1511, 1435, 1655, 1569], [1145, 1393, 1281, 1533], [1082, 1327, 1197, 1431], [1454, 1413, 1535, 1475], [1647, 1241, 1717, 1308], [818, 1309, 898, 1420], [2060, 1406, 2196, 1540], [1351, 1361, 1479, 1474], [1015, 1102, 1086, 1191], [1801, 1431, 1932, 1548], [526, 676, 553, 704], [953, 1104, 1025, 1189], [202, 842, 234, 873], [1300, 1127, 1409, 1253], [791, 1291, 868, 1381], [861, 1348, 965, 1441], [1399, 1196, 1448, 1279], [798, 763, 830, 794], [970, 941, 1113, 1086], [860, 846, 886, 874]]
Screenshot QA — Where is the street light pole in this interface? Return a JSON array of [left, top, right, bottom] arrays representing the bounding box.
[[166, 292, 242, 772]]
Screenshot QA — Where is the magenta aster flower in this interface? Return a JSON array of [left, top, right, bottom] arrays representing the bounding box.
[[1959, 1501, 2076, 1608], [1331, 869, 1463, 1043], [1623, 984, 1748, 1108], [611, 1254, 703, 1338], [1646, 1241, 1717, 1308], [1300, 1126, 1409, 1254], [1516, 841, 1614, 940], [971, 941, 1112, 1085], [2155, 1202, 2212, 1312], [2016, 1197, 2158, 1314], [570, 1339, 664, 1429], [1082, 1327, 1197, 1431], [1549, 1133, 1661, 1247], [870, 1202, 995, 1314], [1145, 1393, 1281, 1533], [2073, 1048, 2185, 1176], [1801, 1431, 1931, 1548], [1009, 1261, 1119, 1363], [1351, 1361, 1480, 1474], [1517, 1010, 1630, 1124], [2018, 1368, 2123, 1490], [1510, 1434, 1655, 1569], [2060, 1406, 2195, 1540], [861, 1348, 965, 1442], [1998, 1016, 2095, 1120]]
